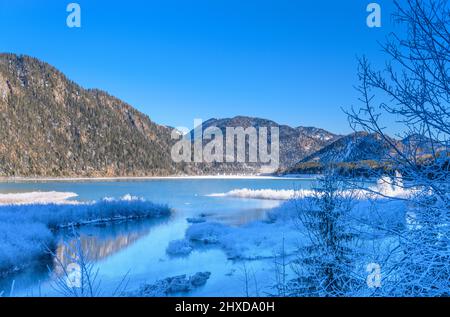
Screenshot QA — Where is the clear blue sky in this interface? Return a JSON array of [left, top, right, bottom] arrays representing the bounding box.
[[0, 0, 400, 134]]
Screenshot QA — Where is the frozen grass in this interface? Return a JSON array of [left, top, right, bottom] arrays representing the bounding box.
[[0, 195, 170, 229], [0, 222, 53, 276], [207, 182, 413, 201], [0, 194, 171, 275]]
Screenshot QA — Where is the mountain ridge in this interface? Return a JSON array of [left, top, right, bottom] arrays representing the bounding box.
[[1, 53, 397, 177], [0, 53, 178, 177], [189, 116, 340, 171]]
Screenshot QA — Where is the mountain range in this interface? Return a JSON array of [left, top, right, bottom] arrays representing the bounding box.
[[0, 53, 423, 177], [183, 116, 340, 175]]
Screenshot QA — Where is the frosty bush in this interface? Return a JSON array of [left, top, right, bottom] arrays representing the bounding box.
[[166, 239, 193, 256], [347, 0, 450, 296], [0, 196, 171, 276], [0, 222, 53, 274], [288, 172, 362, 296]]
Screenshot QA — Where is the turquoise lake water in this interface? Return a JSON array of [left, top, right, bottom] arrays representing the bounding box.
[[0, 177, 316, 296]]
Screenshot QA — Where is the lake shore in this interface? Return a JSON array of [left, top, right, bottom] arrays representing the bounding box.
[[0, 174, 318, 183]]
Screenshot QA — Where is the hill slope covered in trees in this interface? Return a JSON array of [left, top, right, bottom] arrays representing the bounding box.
[[0, 54, 178, 177]]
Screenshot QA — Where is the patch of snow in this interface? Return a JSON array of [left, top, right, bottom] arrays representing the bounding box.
[[186, 222, 231, 245], [184, 203, 303, 260], [207, 175, 414, 201], [0, 191, 78, 205], [207, 188, 313, 200], [166, 239, 193, 256], [376, 174, 410, 197]]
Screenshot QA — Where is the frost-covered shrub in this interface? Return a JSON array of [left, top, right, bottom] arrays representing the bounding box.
[[288, 173, 363, 296], [349, 199, 407, 233], [0, 195, 171, 275], [346, 0, 450, 296], [0, 222, 53, 273], [0, 197, 170, 229]]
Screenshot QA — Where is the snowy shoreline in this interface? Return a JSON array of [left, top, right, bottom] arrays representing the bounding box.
[[0, 191, 79, 205], [0, 174, 317, 183]]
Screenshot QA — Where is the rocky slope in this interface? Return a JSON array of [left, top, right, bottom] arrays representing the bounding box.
[[0, 53, 178, 177]]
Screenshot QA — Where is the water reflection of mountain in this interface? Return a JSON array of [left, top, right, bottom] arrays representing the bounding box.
[[0, 218, 170, 294], [53, 218, 167, 271]]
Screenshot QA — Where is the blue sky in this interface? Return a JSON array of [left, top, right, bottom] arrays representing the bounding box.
[[0, 0, 399, 134]]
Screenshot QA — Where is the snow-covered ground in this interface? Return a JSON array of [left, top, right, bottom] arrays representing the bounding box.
[[207, 188, 305, 200], [162, 180, 412, 296], [167, 198, 407, 262], [0, 191, 78, 205]]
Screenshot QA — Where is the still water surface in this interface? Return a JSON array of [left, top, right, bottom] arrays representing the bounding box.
[[0, 178, 315, 296]]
